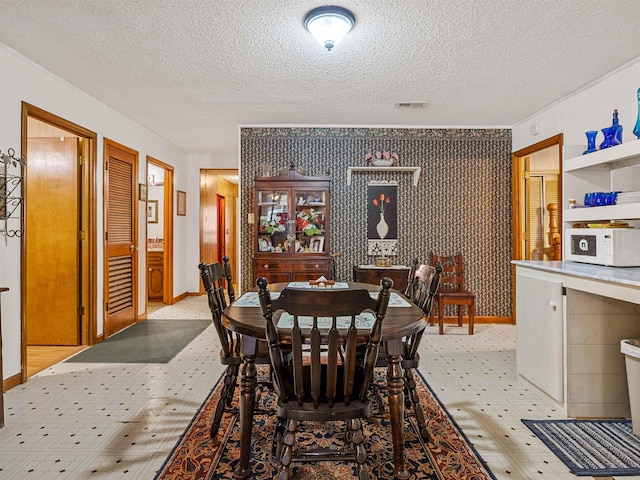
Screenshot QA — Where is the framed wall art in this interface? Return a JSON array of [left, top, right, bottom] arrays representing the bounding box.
[[147, 200, 158, 223], [177, 190, 186, 216], [139, 183, 148, 202]]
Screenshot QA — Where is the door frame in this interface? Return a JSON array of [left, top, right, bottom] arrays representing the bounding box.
[[20, 102, 98, 383], [147, 156, 174, 305], [511, 133, 563, 322]]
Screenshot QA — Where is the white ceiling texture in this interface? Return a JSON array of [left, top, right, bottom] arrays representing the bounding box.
[[1, 0, 640, 157]]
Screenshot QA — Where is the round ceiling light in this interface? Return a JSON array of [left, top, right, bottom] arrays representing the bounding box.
[[304, 6, 355, 51]]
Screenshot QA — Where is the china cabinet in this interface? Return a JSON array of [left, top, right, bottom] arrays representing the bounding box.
[[252, 167, 332, 283]]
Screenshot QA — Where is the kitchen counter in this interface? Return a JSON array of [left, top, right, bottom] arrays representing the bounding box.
[[514, 260, 640, 418], [512, 260, 640, 288]]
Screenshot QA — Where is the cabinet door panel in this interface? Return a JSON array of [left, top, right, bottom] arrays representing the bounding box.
[[516, 272, 564, 402]]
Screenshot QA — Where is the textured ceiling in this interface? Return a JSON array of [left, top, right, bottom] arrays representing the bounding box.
[[1, 0, 640, 156]]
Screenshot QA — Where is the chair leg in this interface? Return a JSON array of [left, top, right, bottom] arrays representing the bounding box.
[[438, 300, 445, 335], [349, 418, 370, 480], [404, 367, 429, 440], [275, 419, 297, 480], [469, 301, 475, 335], [429, 303, 435, 326], [271, 417, 285, 460], [210, 364, 239, 439], [457, 306, 463, 326]]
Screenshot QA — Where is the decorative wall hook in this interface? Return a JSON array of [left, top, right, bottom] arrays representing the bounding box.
[[1, 147, 27, 237]]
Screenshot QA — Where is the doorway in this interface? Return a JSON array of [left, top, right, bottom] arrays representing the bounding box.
[[21, 103, 97, 381], [511, 133, 563, 320], [146, 157, 174, 312], [200, 169, 238, 291]]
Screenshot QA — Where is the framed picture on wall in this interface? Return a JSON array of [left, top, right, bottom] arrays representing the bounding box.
[[177, 190, 186, 216], [147, 200, 158, 223], [138, 183, 147, 202]]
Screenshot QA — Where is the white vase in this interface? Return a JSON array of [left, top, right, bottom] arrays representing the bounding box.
[[376, 212, 388, 239]]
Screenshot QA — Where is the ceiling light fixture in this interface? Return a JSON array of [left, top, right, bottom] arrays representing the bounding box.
[[304, 6, 355, 51]]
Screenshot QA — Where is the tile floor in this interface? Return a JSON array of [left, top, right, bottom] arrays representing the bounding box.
[[0, 295, 636, 479]]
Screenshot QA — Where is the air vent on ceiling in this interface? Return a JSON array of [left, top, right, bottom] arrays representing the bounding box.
[[395, 102, 427, 109]]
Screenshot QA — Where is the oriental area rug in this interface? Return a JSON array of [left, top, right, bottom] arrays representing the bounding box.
[[156, 368, 496, 479]]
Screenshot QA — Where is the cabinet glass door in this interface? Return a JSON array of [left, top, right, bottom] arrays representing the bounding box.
[[293, 189, 326, 254], [257, 189, 290, 253]]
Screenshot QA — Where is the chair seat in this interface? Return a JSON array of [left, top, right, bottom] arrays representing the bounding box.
[[435, 289, 475, 300], [276, 400, 370, 422]]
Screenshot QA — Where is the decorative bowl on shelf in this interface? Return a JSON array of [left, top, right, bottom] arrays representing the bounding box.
[[371, 159, 394, 167]]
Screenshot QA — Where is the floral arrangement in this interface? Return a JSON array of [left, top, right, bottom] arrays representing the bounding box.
[[260, 213, 287, 235], [373, 193, 391, 213], [296, 208, 323, 236], [364, 149, 400, 166]]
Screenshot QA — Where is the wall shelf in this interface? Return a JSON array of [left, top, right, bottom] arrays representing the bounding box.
[[347, 166, 421, 186]]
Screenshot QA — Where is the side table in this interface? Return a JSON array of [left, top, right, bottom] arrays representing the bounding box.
[[353, 265, 410, 293]]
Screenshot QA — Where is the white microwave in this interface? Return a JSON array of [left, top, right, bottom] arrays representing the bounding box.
[[565, 228, 640, 267]]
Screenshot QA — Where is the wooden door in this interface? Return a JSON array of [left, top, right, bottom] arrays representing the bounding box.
[[104, 141, 138, 337], [25, 137, 80, 345]]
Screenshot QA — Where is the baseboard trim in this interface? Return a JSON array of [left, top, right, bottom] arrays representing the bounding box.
[[436, 316, 513, 324], [173, 291, 189, 303], [3, 372, 22, 392]]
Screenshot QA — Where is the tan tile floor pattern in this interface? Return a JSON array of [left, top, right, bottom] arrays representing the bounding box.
[[0, 295, 636, 479]]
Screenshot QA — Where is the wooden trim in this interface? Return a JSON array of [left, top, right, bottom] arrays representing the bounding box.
[[3, 372, 22, 392], [173, 291, 189, 303], [511, 133, 563, 324], [147, 156, 175, 305], [20, 102, 98, 385], [437, 316, 513, 325]]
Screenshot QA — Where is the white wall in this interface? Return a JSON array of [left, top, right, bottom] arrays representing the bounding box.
[[0, 43, 191, 380], [513, 57, 640, 151]]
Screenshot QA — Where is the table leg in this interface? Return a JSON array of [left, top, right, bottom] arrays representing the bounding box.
[[386, 339, 409, 480], [234, 336, 257, 479]]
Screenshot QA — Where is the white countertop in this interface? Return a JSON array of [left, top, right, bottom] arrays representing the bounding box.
[[512, 260, 640, 288]]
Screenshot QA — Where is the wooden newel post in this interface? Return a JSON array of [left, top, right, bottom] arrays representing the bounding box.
[[547, 203, 561, 261]]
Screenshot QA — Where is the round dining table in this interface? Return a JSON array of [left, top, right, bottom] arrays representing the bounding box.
[[223, 282, 426, 480]]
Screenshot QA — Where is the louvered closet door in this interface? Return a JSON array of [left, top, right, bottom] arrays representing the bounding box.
[[105, 142, 137, 337]]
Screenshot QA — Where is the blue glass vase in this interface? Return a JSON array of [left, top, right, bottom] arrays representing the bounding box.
[[611, 109, 623, 143], [583, 130, 598, 154], [599, 125, 621, 149], [634, 88, 640, 139]]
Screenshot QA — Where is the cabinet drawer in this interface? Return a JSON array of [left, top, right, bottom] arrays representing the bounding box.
[[291, 260, 331, 272], [255, 261, 287, 272]]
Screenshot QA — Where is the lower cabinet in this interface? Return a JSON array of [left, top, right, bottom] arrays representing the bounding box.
[[515, 269, 564, 402], [252, 258, 332, 285], [148, 252, 164, 300]]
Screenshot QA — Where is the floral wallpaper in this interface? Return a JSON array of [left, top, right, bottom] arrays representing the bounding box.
[[240, 127, 513, 317]]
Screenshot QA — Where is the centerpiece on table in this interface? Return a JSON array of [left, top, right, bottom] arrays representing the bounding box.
[[365, 149, 400, 167]]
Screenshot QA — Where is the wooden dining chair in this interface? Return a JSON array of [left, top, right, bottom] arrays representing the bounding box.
[[257, 277, 393, 480], [371, 260, 441, 440], [198, 260, 270, 439], [428, 252, 475, 335]]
